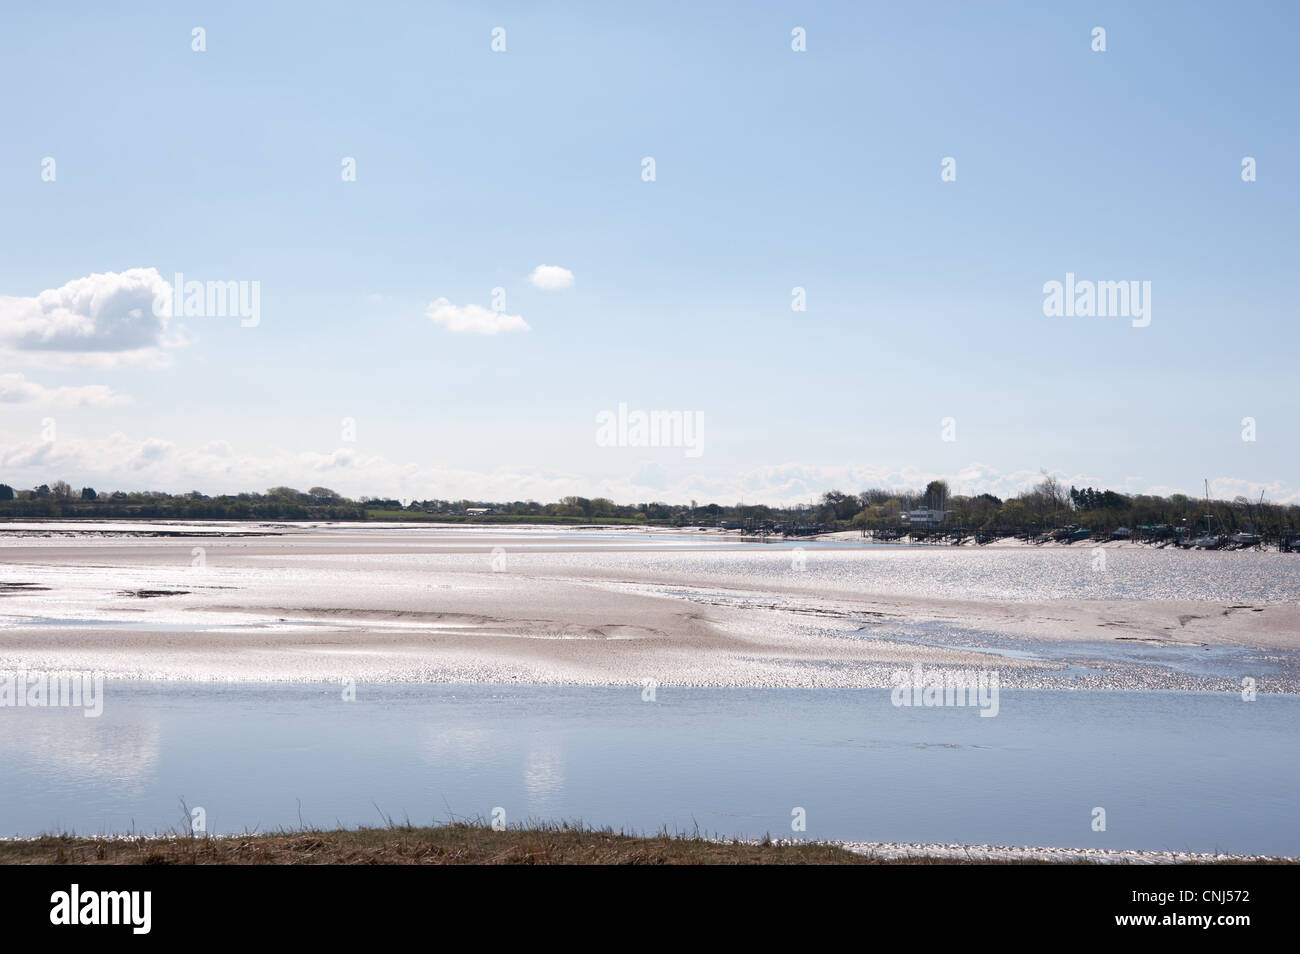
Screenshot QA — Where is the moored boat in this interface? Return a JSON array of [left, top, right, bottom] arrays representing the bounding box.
[[1192, 480, 1220, 549]]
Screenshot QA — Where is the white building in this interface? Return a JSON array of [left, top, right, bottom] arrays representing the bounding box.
[[903, 507, 947, 528]]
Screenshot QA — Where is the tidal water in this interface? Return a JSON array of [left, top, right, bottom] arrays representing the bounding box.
[[2, 682, 1295, 855]]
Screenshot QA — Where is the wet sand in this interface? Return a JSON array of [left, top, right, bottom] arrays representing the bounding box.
[[1, 523, 1297, 689]]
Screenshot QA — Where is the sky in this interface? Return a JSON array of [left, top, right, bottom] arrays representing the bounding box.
[[0, 1, 1296, 506]]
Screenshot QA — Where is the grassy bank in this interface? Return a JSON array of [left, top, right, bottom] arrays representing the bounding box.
[[1, 824, 883, 865], [2, 824, 880, 865], [3, 823, 1292, 865]]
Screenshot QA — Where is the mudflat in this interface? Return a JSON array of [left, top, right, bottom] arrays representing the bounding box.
[[1, 522, 1296, 689]]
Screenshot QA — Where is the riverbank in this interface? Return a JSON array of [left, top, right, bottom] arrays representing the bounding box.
[[3, 518, 1295, 552], [1, 824, 873, 865], [3, 824, 1292, 865]]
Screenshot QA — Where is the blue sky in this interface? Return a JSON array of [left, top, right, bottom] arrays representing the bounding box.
[[0, 1, 1296, 504]]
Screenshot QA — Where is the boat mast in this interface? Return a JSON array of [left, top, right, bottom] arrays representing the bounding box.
[[1204, 479, 1212, 536]]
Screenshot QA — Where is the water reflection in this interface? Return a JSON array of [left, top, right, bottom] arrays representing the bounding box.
[[0, 682, 1295, 857], [0, 706, 160, 798], [522, 736, 565, 810]]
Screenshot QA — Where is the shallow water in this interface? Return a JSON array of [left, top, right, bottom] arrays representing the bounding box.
[[5, 524, 1296, 604], [851, 619, 1300, 687], [536, 545, 1300, 603], [1, 682, 1295, 855]]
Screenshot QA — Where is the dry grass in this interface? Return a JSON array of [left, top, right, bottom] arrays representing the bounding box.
[[0, 822, 1009, 865], [3, 822, 1292, 865]]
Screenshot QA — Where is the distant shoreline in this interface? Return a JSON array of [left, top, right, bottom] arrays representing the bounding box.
[[0, 516, 1293, 552], [2, 478, 1295, 552]]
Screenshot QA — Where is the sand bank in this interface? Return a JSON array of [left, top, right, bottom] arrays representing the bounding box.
[[1, 524, 1295, 688]]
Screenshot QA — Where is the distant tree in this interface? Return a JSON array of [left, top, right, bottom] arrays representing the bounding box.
[[1020, 472, 1067, 527], [1031, 473, 1065, 506], [0, 484, 13, 501], [81, 487, 97, 500], [819, 490, 857, 521], [51, 480, 72, 499], [33, 484, 50, 498], [557, 496, 592, 517], [923, 480, 950, 512]]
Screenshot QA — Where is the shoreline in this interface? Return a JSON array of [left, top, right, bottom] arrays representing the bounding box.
[[1, 518, 1294, 552], [1, 824, 1292, 865]]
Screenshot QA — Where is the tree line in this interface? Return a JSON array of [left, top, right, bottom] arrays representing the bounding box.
[[1, 476, 1297, 538], [0, 484, 366, 521]]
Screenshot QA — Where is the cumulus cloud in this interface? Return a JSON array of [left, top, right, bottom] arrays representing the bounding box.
[[425, 297, 529, 335], [528, 265, 574, 290], [0, 268, 177, 368], [131, 438, 175, 468], [0, 373, 132, 408]]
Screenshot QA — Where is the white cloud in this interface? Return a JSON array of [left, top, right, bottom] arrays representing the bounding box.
[[528, 265, 574, 290], [425, 297, 529, 335], [1, 432, 1296, 506], [0, 373, 132, 408], [0, 268, 177, 368], [131, 438, 174, 468]]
